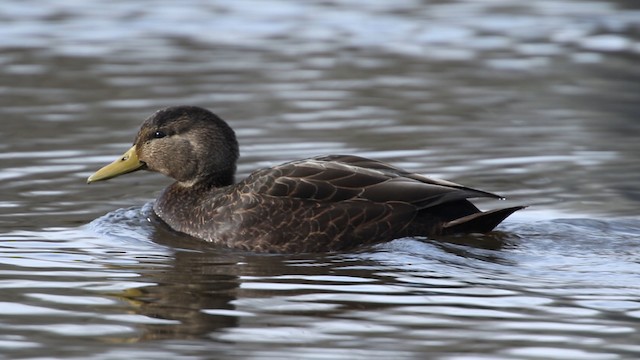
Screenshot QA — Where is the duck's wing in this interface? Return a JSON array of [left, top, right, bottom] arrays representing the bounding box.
[[241, 155, 502, 211]]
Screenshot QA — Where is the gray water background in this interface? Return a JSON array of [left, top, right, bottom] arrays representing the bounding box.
[[1, 0, 640, 359]]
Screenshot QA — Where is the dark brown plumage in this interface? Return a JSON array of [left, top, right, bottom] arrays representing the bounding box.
[[88, 105, 524, 253]]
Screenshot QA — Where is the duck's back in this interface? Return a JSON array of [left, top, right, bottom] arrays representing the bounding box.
[[153, 155, 523, 253]]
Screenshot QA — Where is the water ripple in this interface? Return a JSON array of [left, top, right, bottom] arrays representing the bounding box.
[[1, 0, 639, 359]]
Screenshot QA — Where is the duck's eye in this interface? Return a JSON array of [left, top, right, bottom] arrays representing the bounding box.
[[153, 130, 167, 139]]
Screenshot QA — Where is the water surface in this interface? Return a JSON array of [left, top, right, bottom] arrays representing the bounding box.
[[1, 0, 640, 359]]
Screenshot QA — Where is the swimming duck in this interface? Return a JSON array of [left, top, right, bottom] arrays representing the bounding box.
[[88, 106, 524, 253]]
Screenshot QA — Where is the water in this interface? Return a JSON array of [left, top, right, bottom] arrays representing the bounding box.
[[1, 0, 640, 358]]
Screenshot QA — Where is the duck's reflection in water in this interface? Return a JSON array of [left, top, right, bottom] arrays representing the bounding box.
[[108, 214, 518, 342]]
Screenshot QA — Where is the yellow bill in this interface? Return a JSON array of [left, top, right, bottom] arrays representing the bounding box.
[[87, 146, 144, 183]]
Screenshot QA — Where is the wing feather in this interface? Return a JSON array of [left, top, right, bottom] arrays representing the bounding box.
[[240, 155, 501, 210]]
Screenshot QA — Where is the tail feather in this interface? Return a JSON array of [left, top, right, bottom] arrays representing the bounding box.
[[442, 206, 525, 234]]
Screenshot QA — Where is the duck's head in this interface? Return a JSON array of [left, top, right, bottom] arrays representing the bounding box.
[[87, 106, 239, 187]]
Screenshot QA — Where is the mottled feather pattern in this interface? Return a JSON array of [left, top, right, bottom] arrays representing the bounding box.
[[90, 106, 524, 253], [153, 154, 519, 252], [245, 156, 499, 208]]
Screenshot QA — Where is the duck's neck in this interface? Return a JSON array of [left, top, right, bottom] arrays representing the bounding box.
[[185, 172, 235, 189], [153, 180, 233, 236], [160, 176, 233, 192]]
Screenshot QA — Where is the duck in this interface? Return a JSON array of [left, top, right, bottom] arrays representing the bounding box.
[[87, 105, 524, 253]]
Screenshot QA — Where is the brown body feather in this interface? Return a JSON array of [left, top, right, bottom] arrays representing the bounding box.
[[153, 154, 523, 253], [89, 106, 524, 253]]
